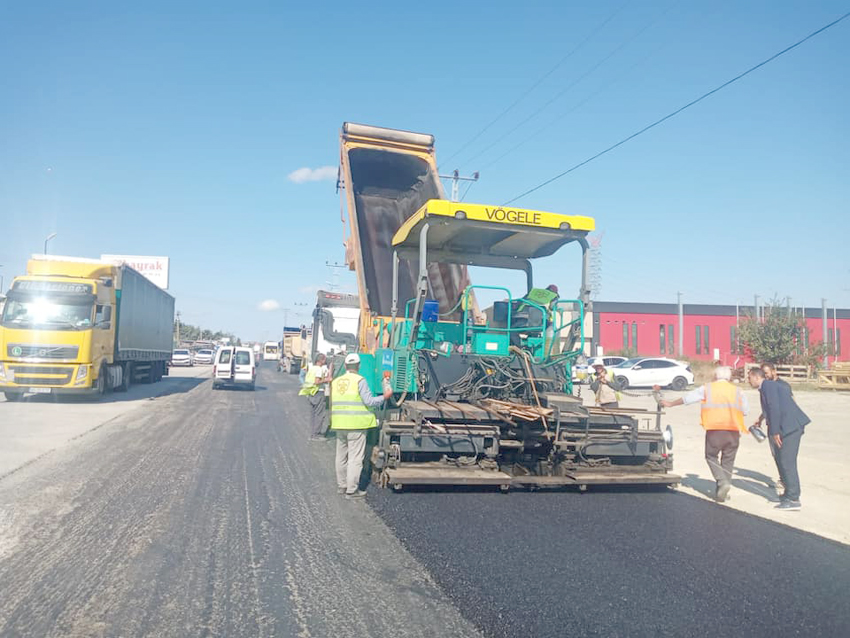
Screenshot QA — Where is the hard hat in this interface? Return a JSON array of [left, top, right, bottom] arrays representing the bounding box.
[[546, 284, 559, 294], [344, 353, 361, 365], [592, 363, 605, 370]]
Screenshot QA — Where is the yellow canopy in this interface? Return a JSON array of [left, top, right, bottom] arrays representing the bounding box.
[[391, 199, 594, 268]]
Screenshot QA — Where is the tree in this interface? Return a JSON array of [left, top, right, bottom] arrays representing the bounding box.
[[176, 321, 240, 346], [738, 301, 805, 364]]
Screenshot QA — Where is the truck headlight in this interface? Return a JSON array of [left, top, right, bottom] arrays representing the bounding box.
[[0, 363, 6, 381], [74, 365, 89, 385]]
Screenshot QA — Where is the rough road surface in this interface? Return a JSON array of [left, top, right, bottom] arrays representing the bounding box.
[[0, 368, 477, 637], [1, 368, 849, 637]]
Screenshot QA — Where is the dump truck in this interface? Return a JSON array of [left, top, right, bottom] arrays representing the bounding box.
[[311, 290, 359, 356], [337, 123, 678, 490], [0, 255, 174, 400], [281, 326, 310, 374]]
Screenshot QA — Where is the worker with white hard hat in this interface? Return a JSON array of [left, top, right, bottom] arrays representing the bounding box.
[[330, 353, 392, 499]]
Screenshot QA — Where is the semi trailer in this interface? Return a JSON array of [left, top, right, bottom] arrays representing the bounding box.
[[0, 255, 174, 400]]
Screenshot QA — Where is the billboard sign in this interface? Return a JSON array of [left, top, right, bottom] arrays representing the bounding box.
[[101, 255, 170, 289]]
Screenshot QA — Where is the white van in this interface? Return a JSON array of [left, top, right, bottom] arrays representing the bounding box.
[[213, 347, 256, 390]]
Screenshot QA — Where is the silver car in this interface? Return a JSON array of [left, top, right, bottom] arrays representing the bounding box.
[[193, 349, 215, 365], [171, 349, 193, 367]]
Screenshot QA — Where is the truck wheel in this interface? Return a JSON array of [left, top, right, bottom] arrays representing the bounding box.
[[116, 362, 133, 392], [4, 392, 24, 402], [671, 376, 688, 391], [96, 365, 107, 397]]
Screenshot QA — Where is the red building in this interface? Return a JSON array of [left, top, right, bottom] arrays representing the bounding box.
[[591, 302, 848, 365]]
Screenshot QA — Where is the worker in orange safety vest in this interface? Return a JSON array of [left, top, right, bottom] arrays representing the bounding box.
[[661, 366, 749, 503]]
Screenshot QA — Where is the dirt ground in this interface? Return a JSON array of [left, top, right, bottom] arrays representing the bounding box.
[[581, 384, 850, 545]]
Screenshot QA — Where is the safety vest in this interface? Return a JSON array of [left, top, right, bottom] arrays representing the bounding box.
[[595, 369, 622, 405], [523, 288, 559, 308], [298, 365, 320, 396], [700, 380, 745, 432], [330, 372, 377, 430]]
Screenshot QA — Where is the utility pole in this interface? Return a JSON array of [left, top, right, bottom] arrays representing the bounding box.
[[677, 292, 684, 357], [732, 299, 741, 354], [754, 294, 760, 322], [0, 264, 4, 293], [175, 311, 181, 347], [822, 298, 829, 368], [325, 261, 347, 291], [834, 306, 839, 361], [438, 169, 479, 202], [283, 302, 309, 331]]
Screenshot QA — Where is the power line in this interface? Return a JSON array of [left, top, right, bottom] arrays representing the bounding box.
[[438, 1, 631, 169], [481, 39, 669, 171], [504, 10, 850, 205], [463, 1, 678, 169], [459, 179, 476, 202]]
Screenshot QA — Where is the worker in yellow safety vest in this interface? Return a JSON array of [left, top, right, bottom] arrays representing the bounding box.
[[299, 353, 331, 441], [589, 363, 624, 408], [661, 366, 748, 503], [330, 353, 392, 499]]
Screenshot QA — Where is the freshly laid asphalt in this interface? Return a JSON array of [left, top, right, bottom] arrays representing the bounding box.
[[370, 487, 850, 637], [1, 368, 848, 637]]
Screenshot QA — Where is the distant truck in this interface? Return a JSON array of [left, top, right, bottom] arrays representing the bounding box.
[[0, 255, 174, 400], [280, 327, 309, 374], [262, 341, 280, 362], [311, 290, 359, 357]]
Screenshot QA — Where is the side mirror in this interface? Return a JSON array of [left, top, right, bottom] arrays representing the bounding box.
[[633, 365, 642, 370]]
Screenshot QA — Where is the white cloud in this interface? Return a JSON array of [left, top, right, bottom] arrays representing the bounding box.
[[288, 165, 337, 184], [257, 299, 281, 312]]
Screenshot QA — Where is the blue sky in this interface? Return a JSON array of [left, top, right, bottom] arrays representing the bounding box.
[[1, 0, 848, 341]]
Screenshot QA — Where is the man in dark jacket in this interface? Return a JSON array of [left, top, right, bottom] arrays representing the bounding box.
[[748, 367, 810, 510]]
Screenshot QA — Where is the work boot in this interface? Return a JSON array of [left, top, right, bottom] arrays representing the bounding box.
[[775, 500, 801, 511], [716, 482, 731, 503]]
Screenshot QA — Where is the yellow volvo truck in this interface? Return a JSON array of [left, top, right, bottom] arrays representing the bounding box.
[[0, 256, 174, 401]]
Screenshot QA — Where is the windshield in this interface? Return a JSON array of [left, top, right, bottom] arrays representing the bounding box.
[[197, 350, 213, 355], [1, 297, 93, 330], [614, 358, 644, 368], [174, 350, 189, 355], [265, 345, 278, 353]]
